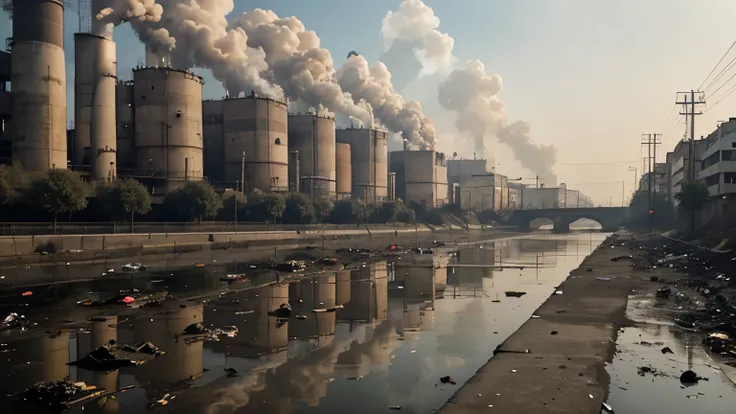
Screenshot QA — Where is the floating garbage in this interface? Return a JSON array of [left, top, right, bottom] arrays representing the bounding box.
[[268, 303, 292, 318], [439, 376, 456, 385], [504, 291, 526, 298], [1, 312, 30, 330], [10, 377, 135, 411], [147, 392, 176, 409], [68, 339, 164, 371], [221, 274, 247, 283], [121, 262, 147, 272]]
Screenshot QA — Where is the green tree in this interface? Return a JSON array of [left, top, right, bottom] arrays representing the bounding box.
[[626, 191, 676, 230], [218, 191, 247, 222], [329, 199, 368, 224], [27, 169, 88, 232], [163, 181, 222, 223], [0, 163, 27, 206], [97, 179, 151, 232], [282, 193, 316, 224], [675, 181, 710, 231], [244, 191, 285, 223]]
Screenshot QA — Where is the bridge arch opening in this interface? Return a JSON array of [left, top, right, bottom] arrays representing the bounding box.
[[529, 218, 553, 230], [569, 217, 603, 231]]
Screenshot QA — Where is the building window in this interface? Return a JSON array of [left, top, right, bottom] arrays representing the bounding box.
[[723, 150, 736, 161], [275, 138, 281, 145]]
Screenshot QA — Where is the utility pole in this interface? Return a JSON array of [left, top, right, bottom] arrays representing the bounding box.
[[240, 151, 246, 192], [641, 134, 661, 232], [676, 91, 706, 181]]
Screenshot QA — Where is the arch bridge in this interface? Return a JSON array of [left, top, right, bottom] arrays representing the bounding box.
[[508, 207, 629, 233]]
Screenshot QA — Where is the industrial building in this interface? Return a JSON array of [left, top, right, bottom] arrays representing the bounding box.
[[457, 173, 509, 211], [447, 158, 491, 185], [336, 127, 389, 203], [520, 184, 581, 209], [389, 150, 449, 208], [288, 113, 337, 199], [202, 95, 289, 192], [8, 0, 68, 172], [335, 142, 352, 199], [132, 67, 205, 191]]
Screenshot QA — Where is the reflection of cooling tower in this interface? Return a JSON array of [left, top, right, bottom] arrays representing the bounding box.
[[338, 262, 388, 323], [130, 304, 204, 388], [205, 285, 289, 356], [335, 270, 351, 306], [76, 316, 119, 395], [395, 263, 435, 299], [0, 332, 70, 395], [289, 276, 337, 339]]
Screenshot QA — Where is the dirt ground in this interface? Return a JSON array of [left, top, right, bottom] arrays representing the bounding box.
[[437, 231, 649, 413]]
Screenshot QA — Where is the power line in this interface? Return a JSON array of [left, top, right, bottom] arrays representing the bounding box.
[[704, 54, 736, 93], [699, 40, 736, 90], [706, 81, 736, 112], [706, 69, 736, 100], [559, 160, 638, 166]]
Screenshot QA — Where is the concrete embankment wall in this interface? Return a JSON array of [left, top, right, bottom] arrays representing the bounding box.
[[0, 225, 433, 262]]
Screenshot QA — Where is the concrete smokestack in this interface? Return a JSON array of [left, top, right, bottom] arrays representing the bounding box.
[[10, 0, 68, 172]]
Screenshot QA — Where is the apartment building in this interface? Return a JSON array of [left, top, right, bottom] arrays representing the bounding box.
[[665, 137, 711, 207], [697, 118, 736, 197]]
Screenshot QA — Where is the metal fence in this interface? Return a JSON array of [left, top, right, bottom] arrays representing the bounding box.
[[0, 221, 406, 236]]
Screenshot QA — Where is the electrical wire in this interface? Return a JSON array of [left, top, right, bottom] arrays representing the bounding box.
[[704, 54, 736, 94], [705, 81, 736, 113], [706, 69, 736, 101], [559, 160, 638, 166], [699, 40, 736, 90]]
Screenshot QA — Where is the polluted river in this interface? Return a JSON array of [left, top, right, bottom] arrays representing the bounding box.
[[0, 231, 666, 413]]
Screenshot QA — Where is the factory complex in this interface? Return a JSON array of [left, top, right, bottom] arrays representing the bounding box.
[[0, 0, 581, 213]]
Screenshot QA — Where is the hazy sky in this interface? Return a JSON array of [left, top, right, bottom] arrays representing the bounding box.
[[2, 0, 736, 205]]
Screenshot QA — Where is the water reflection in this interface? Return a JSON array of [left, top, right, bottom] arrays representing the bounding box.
[[0, 233, 607, 413]]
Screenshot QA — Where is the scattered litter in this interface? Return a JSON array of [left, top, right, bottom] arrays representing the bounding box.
[[68, 339, 164, 371], [388, 405, 402, 410], [225, 368, 238, 377], [610, 255, 632, 262], [504, 291, 526, 298], [10, 378, 135, 410], [439, 376, 456, 385], [596, 277, 611, 281], [554, 290, 563, 295], [686, 395, 698, 400], [295, 314, 308, 320], [588, 394, 594, 399], [1, 312, 30, 330], [661, 346, 674, 355], [121, 262, 147, 271], [235, 310, 255, 315], [680, 370, 705, 384], [21, 291, 33, 297], [550, 331, 558, 335], [601, 401, 614, 413], [148, 393, 176, 409], [268, 303, 292, 318]]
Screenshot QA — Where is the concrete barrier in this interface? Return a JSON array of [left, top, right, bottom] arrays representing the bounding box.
[[0, 226, 432, 258]]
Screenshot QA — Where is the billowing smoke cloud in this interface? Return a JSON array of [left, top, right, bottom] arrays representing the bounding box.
[[337, 55, 436, 149], [385, 0, 557, 184], [96, 0, 164, 25], [229, 9, 373, 127], [112, 0, 281, 98], [438, 60, 557, 185], [380, 0, 455, 87]]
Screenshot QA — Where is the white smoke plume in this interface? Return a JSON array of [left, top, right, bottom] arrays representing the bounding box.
[[438, 60, 558, 186], [229, 9, 373, 127], [119, 0, 281, 98], [337, 55, 436, 149], [383, 0, 557, 182], [96, 0, 164, 25], [381, 0, 455, 76]]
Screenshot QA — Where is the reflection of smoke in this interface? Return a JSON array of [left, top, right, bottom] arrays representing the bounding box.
[[337, 55, 437, 149], [206, 372, 266, 414], [438, 60, 557, 185], [380, 0, 455, 83]]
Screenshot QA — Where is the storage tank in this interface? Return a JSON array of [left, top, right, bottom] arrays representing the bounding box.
[[74, 33, 117, 180], [288, 114, 336, 199], [336, 128, 389, 203], [335, 142, 352, 199], [222, 97, 288, 192], [115, 81, 135, 169], [10, 0, 67, 171], [202, 99, 224, 184], [133, 67, 204, 189]]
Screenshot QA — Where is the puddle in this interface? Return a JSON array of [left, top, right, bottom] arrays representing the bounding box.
[[0, 233, 607, 413], [603, 296, 736, 414]]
